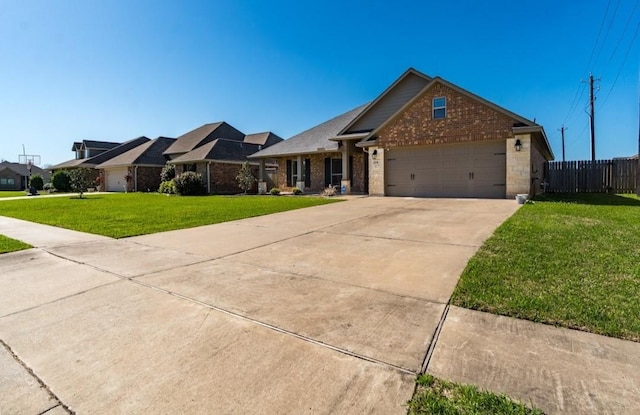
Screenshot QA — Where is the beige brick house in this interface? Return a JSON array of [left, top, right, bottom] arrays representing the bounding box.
[[250, 68, 553, 198]]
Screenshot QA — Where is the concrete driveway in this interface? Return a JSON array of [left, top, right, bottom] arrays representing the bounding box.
[[0, 197, 518, 414]]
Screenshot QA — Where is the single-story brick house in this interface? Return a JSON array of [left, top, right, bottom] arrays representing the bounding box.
[[96, 137, 176, 192], [166, 123, 283, 194], [250, 68, 554, 198], [0, 161, 51, 190]]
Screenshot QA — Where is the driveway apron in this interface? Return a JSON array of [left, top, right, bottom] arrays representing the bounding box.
[[0, 197, 518, 414]]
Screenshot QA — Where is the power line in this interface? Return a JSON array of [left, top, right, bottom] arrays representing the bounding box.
[[585, 0, 612, 72], [592, 0, 622, 68], [600, 20, 640, 107], [563, 1, 612, 125], [609, 0, 640, 62]]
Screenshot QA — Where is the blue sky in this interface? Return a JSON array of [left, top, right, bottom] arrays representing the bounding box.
[[1, 0, 638, 166]]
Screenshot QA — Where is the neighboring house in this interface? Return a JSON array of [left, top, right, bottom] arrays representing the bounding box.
[[249, 67, 554, 198], [0, 162, 51, 190], [95, 137, 176, 192], [167, 123, 283, 194], [51, 137, 151, 184]]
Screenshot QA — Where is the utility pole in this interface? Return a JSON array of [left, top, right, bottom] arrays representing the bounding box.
[[558, 125, 567, 162], [588, 73, 597, 161]]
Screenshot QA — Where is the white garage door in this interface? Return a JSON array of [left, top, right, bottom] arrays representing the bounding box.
[[105, 167, 129, 192], [386, 141, 506, 198]]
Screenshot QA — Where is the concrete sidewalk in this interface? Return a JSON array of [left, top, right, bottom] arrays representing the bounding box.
[[1, 197, 638, 414]]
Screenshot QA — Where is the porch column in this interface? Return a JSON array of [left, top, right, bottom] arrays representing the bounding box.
[[296, 155, 305, 190], [341, 140, 351, 194], [257, 159, 267, 194]]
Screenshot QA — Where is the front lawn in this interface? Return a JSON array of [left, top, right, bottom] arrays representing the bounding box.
[[0, 235, 32, 254], [0, 191, 27, 198], [408, 374, 542, 414], [452, 193, 640, 341], [0, 193, 338, 238]]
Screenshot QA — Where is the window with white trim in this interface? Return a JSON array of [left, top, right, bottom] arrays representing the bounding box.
[[433, 97, 446, 119]]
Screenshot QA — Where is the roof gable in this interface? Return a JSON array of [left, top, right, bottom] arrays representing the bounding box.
[[340, 68, 431, 135], [163, 122, 245, 156]]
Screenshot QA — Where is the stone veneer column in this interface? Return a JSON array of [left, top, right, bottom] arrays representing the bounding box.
[[368, 147, 385, 195], [295, 155, 305, 191], [257, 159, 267, 194], [340, 140, 350, 194], [506, 134, 531, 198]]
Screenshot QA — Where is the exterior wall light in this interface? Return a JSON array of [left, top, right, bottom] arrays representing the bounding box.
[[515, 139, 522, 152], [371, 149, 378, 160]]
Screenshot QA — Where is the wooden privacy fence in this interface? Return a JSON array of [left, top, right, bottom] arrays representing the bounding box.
[[545, 159, 638, 193]]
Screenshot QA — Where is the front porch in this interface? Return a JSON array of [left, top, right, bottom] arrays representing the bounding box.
[[256, 140, 368, 194]]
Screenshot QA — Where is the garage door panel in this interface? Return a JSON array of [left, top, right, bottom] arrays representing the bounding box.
[[106, 168, 128, 192], [386, 141, 506, 198]]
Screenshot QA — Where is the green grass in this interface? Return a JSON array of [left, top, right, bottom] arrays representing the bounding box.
[[0, 235, 32, 254], [0, 193, 338, 238], [452, 193, 640, 341], [408, 374, 542, 414], [0, 191, 27, 198]]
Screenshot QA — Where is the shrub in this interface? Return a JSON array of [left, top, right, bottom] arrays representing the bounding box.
[[160, 164, 175, 182], [322, 185, 336, 197], [29, 174, 44, 190], [51, 170, 72, 192], [270, 187, 281, 196], [158, 180, 176, 194], [43, 182, 54, 192], [292, 187, 303, 195], [174, 171, 206, 196], [236, 162, 256, 194]]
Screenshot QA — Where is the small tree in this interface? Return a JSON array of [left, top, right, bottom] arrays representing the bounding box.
[[236, 162, 256, 194], [29, 174, 44, 190], [68, 168, 93, 198], [51, 170, 72, 192]]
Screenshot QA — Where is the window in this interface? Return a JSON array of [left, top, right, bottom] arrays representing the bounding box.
[[331, 158, 342, 186], [286, 159, 310, 187], [433, 97, 446, 119]]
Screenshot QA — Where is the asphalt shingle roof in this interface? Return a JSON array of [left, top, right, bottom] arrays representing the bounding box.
[[170, 139, 263, 163], [163, 122, 245, 156], [96, 137, 176, 168], [243, 132, 284, 147], [51, 137, 150, 169], [0, 162, 51, 179], [249, 104, 368, 158]]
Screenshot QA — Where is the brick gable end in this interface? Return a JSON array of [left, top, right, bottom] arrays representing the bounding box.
[[377, 83, 518, 148]]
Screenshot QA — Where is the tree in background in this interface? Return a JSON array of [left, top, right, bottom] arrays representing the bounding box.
[[236, 162, 256, 194], [68, 168, 93, 198]]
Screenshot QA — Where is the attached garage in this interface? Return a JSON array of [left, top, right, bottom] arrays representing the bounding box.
[[385, 140, 506, 198], [105, 167, 128, 192]]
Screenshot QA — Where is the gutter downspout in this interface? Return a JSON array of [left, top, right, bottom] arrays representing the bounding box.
[[134, 165, 138, 192], [207, 161, 211, 194]]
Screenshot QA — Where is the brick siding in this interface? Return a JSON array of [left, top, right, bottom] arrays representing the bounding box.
[[274, 146, 366, 193], [377, 83, 518, 148]]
